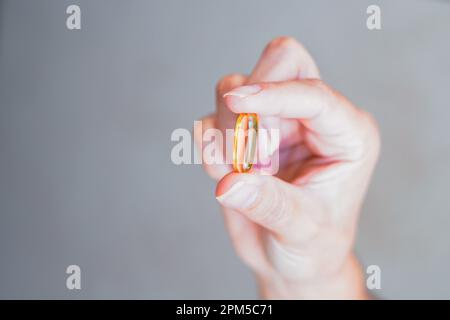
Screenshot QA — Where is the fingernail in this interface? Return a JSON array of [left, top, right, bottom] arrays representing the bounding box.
[[216, 181, 259, 209], [223, 85, 262, 98]]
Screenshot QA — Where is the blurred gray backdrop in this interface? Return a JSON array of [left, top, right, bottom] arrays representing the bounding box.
[[1, 0, 449, 299]]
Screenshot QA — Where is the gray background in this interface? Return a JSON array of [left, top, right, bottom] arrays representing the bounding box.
[[0, 0, 449, 299]]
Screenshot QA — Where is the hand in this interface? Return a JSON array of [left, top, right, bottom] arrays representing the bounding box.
[[196, 37, 380, 299]]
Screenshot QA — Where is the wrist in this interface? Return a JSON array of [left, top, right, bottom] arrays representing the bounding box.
[[257, 254, 369, 300]]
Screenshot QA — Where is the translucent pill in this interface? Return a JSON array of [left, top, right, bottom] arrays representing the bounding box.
[[233, 113, 258, 173]]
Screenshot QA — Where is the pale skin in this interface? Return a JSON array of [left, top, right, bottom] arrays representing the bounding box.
[[196, 37, 380, 299]]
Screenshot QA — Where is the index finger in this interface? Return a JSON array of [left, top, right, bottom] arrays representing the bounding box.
[[224, 79, 380, 161]]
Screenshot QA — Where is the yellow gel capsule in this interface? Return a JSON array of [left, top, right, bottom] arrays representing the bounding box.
[[233, 113, 258, 173]]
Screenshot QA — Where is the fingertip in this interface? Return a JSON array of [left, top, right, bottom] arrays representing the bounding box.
[[223, 95, 242, 113], [215, 172, 240, 198], [215, 172, 262, 198], [223, 84, 263, 113], [216, 73, 247, 97], [215, 172, 263, 210], [252, 36, 320, 81]]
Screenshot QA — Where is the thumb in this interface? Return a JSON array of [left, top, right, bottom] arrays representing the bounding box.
[[216, 172, 305, 237]]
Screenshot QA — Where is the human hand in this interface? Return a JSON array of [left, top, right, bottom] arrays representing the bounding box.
[[196, 37, 380, 299]]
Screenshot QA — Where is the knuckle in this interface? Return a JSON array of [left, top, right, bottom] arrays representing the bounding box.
[[263, 37, 320, 79], [298, 78, 381, 163], [361, 111, 381, 158], [304, 78, 334, 95], [301, 78, 338, 115], [216, 73, 245, 95], [349, 111, 381, 162], [265, 36, 302, 53]]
